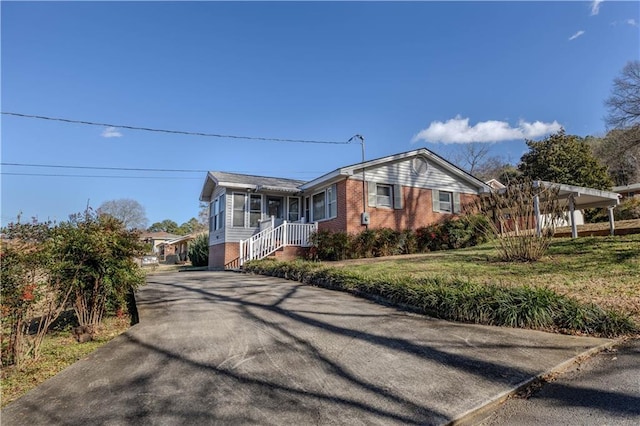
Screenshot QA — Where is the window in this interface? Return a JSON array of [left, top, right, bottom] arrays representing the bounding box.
[[313, 192, 326, 221], [327, 185, 337, 218], [432, 189, 460, 214], [288, 197, 300, 222], [376, 184, 392, 207], [249, 195, 262, 227], [232, 193, 264, 227], [439, 191, 452, 213], [368, 182, 402, 209], [212, 197, 224, 230], [233, 193, 246, 227], [311, 184, 337, 222]]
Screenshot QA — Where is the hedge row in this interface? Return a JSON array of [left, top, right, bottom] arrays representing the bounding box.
[[244, 259, 637, 338], [309, 214, 491, 261]]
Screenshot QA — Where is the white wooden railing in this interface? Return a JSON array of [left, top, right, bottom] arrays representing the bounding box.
[[239, 221, 318, 266]]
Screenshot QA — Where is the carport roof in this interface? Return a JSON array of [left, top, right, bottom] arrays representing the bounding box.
[[545, 181, 621, 209]]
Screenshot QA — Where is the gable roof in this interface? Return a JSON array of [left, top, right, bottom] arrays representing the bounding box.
[[200, 171, 305, 202], [299, 148, 491, 193], [200, 148, 491, 202]]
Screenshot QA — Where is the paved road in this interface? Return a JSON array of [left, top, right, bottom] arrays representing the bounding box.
[[1, 272, 612, 425], [481, 339, 640, 425]]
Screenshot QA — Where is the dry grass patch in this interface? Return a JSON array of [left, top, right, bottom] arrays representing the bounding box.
[[1, 315, 131, 407]]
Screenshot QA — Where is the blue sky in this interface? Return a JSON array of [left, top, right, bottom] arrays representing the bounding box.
[[2, 1, 638, 226]]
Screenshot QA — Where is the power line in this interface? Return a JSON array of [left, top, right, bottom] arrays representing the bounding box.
[[1, 172, 201, 180], [2, 112, 352, 145], [0, 162, 326, 175], [1, 162, 207, 173]]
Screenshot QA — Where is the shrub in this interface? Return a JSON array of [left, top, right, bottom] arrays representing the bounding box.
[[374, 228, 401, 257], [615, 197, 640, 220], [188, 234, 209, 267], [351, 229, 377, 258], [309, 230, 351, 261], [473, 179, 565, 261]]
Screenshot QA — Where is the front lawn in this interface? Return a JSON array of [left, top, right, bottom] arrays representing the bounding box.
[[329, 234, 640, 322], [245, 234, 639, 336]]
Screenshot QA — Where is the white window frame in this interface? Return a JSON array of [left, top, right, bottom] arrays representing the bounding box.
[[311, 184, 337, 222], [232, 193, 247, 227], [376, 184, 393, 208], [287, 197, 301, 222], [232, 192, 264, 227], [439, 191, 453, 213], [212, 197, 224, 231], [432, 189, 461, 214], [249, 194, 263, 227]]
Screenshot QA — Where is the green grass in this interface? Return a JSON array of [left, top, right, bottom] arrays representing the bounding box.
[[245, 234, 640, 337], [1, 316, 131, 407]]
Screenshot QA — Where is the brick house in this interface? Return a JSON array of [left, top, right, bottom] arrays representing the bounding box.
[[199, 148, 491, 269]]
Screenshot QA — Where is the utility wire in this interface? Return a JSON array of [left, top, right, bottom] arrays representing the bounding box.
[[0, 162, 325, 175], [1, 162, 207, 173], [2, 112, 352, 145], [1, 172, 202, 179]]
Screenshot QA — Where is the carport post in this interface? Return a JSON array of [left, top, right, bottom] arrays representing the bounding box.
[[569, 196, 578, 239], [608, 206, 615, 236]]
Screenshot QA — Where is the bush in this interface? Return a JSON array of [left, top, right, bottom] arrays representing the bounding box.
[[615, 197, 640, 220], [188, 234, 209, 267], [473, 179, 565, 261]]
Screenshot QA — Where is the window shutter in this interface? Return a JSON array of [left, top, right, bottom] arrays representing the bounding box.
[[368, 182, 377, 207], [393, 184, 403, 209], [432, 189, 440, 212], [453, 192, 461, 213]]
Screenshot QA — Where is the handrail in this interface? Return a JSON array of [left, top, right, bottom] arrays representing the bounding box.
[[239, 221, 317, 266]]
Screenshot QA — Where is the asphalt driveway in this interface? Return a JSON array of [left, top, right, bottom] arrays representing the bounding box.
[[2, 271, 612, 425]]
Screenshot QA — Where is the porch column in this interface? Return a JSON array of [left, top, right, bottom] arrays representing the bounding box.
[[533, 194, 541, 237], [608, 206, 616, 236], [282, 220, 288, 247], [569, 195, 578, 239]]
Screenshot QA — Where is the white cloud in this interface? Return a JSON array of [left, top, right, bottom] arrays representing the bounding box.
[[590, 0, 604, 16], [101, 126, 122, 138], [568, 30, 585, 41], [627, 19, 638, 27], [411, 116, 562, 144]]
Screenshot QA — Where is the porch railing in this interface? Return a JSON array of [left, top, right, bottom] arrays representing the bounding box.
[[238, 221, 317, 266]]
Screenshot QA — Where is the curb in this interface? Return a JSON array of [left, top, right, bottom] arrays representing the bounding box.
[[446, 338, 622, 426]]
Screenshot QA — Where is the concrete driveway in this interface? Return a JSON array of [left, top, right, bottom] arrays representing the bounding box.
[[2, 272, 612, 425]]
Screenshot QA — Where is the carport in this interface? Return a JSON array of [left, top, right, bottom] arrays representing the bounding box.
[[533, 181, 621, 238]]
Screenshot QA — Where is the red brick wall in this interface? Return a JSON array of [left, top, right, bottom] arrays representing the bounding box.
[[317, 178, 478, 234], [208, 242, 240, 270]]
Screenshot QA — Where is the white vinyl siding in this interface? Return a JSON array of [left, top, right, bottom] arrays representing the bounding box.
[[355, 157, 478, 195]]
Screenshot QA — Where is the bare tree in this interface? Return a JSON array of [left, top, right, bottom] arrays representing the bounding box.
[[97, 198, 148, 230], [605, 60, 640, 129], [453, 142, 491, 174]]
